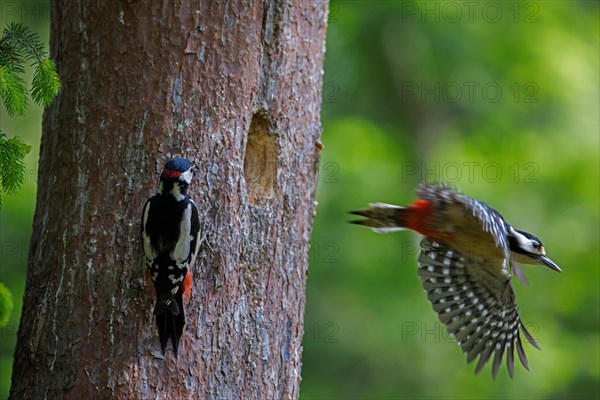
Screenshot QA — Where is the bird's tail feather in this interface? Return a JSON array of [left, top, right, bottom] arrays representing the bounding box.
[[155, 291, 185, 356], [153, 292, 180, 316], [349, 203, 409, 233]]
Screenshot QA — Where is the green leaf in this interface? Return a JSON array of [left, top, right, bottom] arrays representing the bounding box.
[[0, 282, 14, 326], [31, 58, 61, 106], [0, 65, 28, 116]]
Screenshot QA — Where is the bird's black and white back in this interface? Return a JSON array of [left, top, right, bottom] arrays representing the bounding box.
[[141, 157, 200, 356], [416, 183, 511, 261]]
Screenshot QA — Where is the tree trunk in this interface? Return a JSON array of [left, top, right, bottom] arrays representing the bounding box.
[[10, 1, 328, 398]]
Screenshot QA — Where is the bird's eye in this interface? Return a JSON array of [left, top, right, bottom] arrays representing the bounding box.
[[533, 242, 542, 250]]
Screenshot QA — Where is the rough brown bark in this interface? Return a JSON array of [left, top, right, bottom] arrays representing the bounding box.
[[10, 1, 328, 398]]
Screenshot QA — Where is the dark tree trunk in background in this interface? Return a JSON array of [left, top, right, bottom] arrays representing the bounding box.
[[10, 1, 328, 398]]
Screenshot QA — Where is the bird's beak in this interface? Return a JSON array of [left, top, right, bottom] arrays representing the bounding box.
[[539, 255, 562, 272]]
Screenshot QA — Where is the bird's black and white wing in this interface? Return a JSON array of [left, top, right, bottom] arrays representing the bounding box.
[[141, 196, 157, 268], [460, 192, 530, 283], [462, 196, 510, 257], [417, 238, 540, 378], [185, 199, 201, 271]]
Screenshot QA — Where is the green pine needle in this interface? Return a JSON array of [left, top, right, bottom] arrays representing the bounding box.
[[0, 132, 31, 198], [0, 282, 14, 326], [32, 58, 61, 106], [1, 22, 46, 63], [0, 36, 25, 75], [0, 22, 60, 113], [0, 65, 28, 116], [0, 23, 58, 207]]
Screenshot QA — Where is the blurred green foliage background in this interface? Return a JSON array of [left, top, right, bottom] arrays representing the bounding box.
[[302, 1, 599, 399], [1, 1, 598, 399]]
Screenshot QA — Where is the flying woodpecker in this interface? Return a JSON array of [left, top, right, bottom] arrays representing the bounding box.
[[141, 157, 200, 356], [351, 183, 562, 378]]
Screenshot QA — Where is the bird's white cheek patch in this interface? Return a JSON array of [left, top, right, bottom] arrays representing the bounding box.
[[510, 227, 534, 252], [180, 169, 193, 184]]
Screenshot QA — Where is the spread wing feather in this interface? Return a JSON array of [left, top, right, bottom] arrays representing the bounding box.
[[417, 238, 539, 378]]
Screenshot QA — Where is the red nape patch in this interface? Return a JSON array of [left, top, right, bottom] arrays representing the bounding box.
[[161, 168, 182, 179]]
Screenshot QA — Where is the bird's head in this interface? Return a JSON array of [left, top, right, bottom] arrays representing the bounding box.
[[159, 157, 197, 199], [507, 227, 562, 272]]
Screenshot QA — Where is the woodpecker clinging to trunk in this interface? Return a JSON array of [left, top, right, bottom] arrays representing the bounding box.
[[350, 183, 562, 379], [141, 157, 200, 356]]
